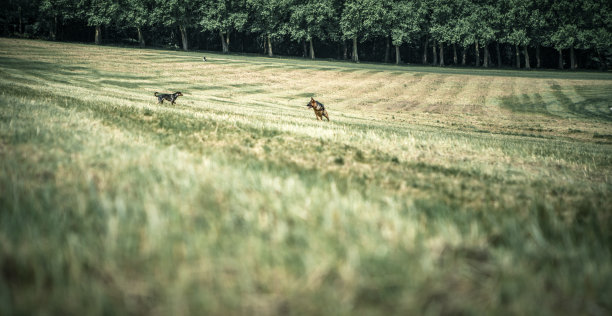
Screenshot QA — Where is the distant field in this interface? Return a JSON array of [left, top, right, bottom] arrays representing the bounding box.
[[1, 38, 611, 315]]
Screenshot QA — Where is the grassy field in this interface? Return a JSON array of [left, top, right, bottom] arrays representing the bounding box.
[[0, 38, 611, 315]]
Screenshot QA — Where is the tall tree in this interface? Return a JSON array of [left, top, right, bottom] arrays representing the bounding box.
[[503, 0, 528, 69], [340, 0, 385, 62], [322, 0, 346, 60], [2, 0, 34, 36], [468, 0, 498, 67], [454, 6, 473, 65], [247, 0, 291, 56], [199, 0, 248, 53], [577, 0, 612, 70], [529, 0, 551, 68], [415, 0, 434, 64], [378, 0, 397, 63], [153, 0, 197, 51], [289, 0, 336, 59], [39, 0, 75, 40], [388, 0, 422, 64], [120, 0, 154, 48], [547, 0, 586, 69], [430, 0, 457, 66], [446, 0, 471, 66], [503, 0, 547, 69], [78, 0, 119, 45]]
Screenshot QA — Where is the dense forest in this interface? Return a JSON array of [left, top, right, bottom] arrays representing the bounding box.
[[2, 0, 611, 70]]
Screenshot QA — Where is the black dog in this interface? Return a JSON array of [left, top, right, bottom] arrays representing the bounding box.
[[154, 91, 183, 105]]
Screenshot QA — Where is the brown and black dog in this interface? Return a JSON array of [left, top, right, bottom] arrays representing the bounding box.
[[306, 97, 330, 121], [154, 91, 183, 105]]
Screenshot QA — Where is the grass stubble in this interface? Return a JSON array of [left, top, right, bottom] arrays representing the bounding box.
[[0, 38, 611, 315]]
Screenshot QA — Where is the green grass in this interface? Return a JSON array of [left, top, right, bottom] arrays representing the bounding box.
[[1, 38, 611, 315]]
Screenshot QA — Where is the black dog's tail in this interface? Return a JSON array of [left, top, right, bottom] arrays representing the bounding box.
[[154, 92, 159, 96]]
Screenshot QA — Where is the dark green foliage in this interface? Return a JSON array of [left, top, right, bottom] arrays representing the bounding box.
[[77, 0, 118, 27], [198, 0, 248, 53], [6, 0, 612, 68], [288, 0, 337, 58]]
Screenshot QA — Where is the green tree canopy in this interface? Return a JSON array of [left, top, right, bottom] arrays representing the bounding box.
[[340, 0, 385, 62], [289, 0, 336, 58], [246, 0, 292, 56], [198, 0, 248, 53]]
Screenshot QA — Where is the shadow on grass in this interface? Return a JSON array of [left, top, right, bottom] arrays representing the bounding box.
[[500, 84, 612, 122], [294, 92, 315, 98], [0, 57, 154, 88], [0, 56, 88, 73], [99, 80, 142, 89], [188, 85, 228, 91]]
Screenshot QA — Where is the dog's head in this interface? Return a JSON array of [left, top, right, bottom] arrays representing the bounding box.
[[307, 97, 316, 109], [175, 92, 183, 97]]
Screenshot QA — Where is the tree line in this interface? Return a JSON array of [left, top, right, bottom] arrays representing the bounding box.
[[3, 0, 611, 70]]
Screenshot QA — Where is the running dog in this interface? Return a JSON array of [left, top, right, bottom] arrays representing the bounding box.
[[306, 97, 330, 121], [154, 91, 183, 105]]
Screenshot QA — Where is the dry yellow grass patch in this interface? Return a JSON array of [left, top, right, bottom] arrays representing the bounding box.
[[1, 38, 611, 144]]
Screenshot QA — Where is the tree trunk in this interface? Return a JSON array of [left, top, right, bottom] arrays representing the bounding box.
[[462, 46, 467, 65], [496, 42, 502, 67], [3, 12, 8, 36], [558, 48, 563, 69], [596, 49, 608, 71], [395, 45, 401, 64], [483, 44, 489, 67], [523, 46, 530, 69], [352, 36, 359, 63], [570, 46, 577, 69], [309, 38, 315, 59], [302, 40, 307, 57], [384, 36, 390, 63], [439, 42, 444, 66], [219, 30, 228, 53], [226, 30, 230, 49], [179, 25, 188, 51], [95, 25, 102, 45], [515, 44, 520, 68], [453, 43, 457, 64], [18, 6, 22, 34], [343, 41, 348, 60], [267, 34, 273, 56], [475, 42, 480, 67], [432, 39, 437, 65], [50, 15, 58, 40], [536, 45, 541, 68], [422, 35, 428, 64], [137, 26, 145, 48], [372, 41, 376, 59], [137, 28, 146, 48]]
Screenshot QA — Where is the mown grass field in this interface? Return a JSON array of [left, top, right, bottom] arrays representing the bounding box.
[[1, 38, 611, 315]]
